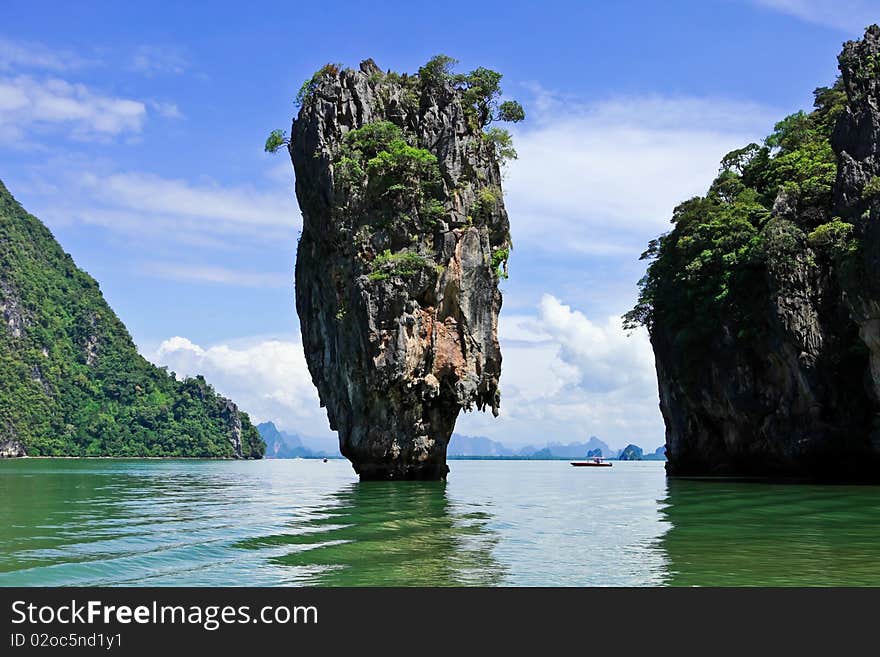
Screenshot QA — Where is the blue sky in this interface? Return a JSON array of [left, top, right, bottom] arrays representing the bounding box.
[[1, 0, 876, 449]]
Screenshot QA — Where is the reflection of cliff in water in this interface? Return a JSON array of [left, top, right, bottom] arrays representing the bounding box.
[[658, 478, 880, 586], [238, 481, 506, 586]]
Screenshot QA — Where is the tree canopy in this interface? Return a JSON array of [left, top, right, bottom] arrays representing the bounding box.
[[625, 78, 854, 344]]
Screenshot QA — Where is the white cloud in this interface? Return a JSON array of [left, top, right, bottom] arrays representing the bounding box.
[[0, 75, 145, 141], [148, 294, 663, 450], [504, 89, 776, 255], [79, 171, 297, 229], [31, 169, 300, 251], [538, 295, 655, 394], [141, 262, 289, 287], [152, 336, 331, 437], [131, 46, 188, 75], [0, 40, 185, 144], [0, 38, 94, 72], [751, 0, 877, 32], [19, 164, 299, 256], [148, 100, 183, 119], [457, 294, 662, 449]]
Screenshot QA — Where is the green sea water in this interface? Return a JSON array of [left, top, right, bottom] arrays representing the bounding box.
[[2, 458, 880, 586]]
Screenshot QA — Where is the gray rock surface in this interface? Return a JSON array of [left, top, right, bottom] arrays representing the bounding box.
[[0, 439, 26, 457], [290, 60, 510, 479]]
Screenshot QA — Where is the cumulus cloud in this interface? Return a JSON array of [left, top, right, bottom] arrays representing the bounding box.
[[153, 336, 330, 436], [0, 39, 186, 145], [0, 75, 145, 141], [537, 295, 656, 395], [457, 294, 662, 449], [751, 0, 878, 32], [503, 88, 776, 255], [149, 293, 662, 450]]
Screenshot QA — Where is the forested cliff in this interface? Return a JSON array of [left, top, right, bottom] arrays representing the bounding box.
[[0, 181, 264, 458], [628, 26, 880, 479]]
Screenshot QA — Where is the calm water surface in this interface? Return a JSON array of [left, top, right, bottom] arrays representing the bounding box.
[[2, 459, 880, 586]]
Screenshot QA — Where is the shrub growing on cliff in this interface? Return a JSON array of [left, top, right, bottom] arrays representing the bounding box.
[[367, 139, 440, 190], [334, 120, 442, 225], [418, 55, 457, 85], [491, 246, 510, 279], [808, 219, 859, 260], [497, 100, 526, 123], [484, 127, 518, 163], [296, 63, 341, 107], [368, 249, 431, 281], [264, 129, 289, 153], [864, 176, 880, 198], [418, 55, 525, 163]]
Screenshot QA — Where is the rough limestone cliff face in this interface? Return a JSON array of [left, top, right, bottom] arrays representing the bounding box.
[[290, 59, 512, 479], [0, 180, 264, 458], [634, 26, 880, 479]]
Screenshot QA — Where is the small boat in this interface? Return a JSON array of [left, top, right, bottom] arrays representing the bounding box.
[[571, 457, 612, 467]]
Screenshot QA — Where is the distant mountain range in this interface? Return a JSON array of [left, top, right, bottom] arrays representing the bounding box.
[[448, 434, 666, 461], [448, 434, 611, 458], [257, 422, 666, 461], [257, 422, 342, 459]]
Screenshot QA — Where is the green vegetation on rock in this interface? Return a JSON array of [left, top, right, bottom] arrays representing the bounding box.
[[625, 79, 854, 339], [335, 120, 444, 235], [368, 249, 432, 281], [264, 128, 289, 153], [807, 219, 858, 258], [296, 63, 341, 107], [267, 56, 525, 166], [418, 55, 525, 163], [864, 176, 880, 198], [0, 181, 265, 458], [491, 247, 510, 279]]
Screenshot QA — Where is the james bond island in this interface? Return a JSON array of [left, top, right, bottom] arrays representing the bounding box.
[[274, 57, 522, 480], [627, 26, 880, 480]]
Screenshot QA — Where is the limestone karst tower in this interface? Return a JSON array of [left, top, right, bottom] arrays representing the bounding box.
[[288, 58, 520, 479]]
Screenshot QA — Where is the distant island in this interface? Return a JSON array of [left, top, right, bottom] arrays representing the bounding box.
[[257, 422, 664, 462]]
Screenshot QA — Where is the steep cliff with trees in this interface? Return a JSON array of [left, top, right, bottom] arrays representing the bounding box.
[[628, 26, 880, 479], [279, 57, 522, 479], [0, 181, 264, 458]]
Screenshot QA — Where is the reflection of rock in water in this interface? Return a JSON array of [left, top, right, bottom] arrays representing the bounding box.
[[240, 482, 505, 586], [659, 478, 880, 586]]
